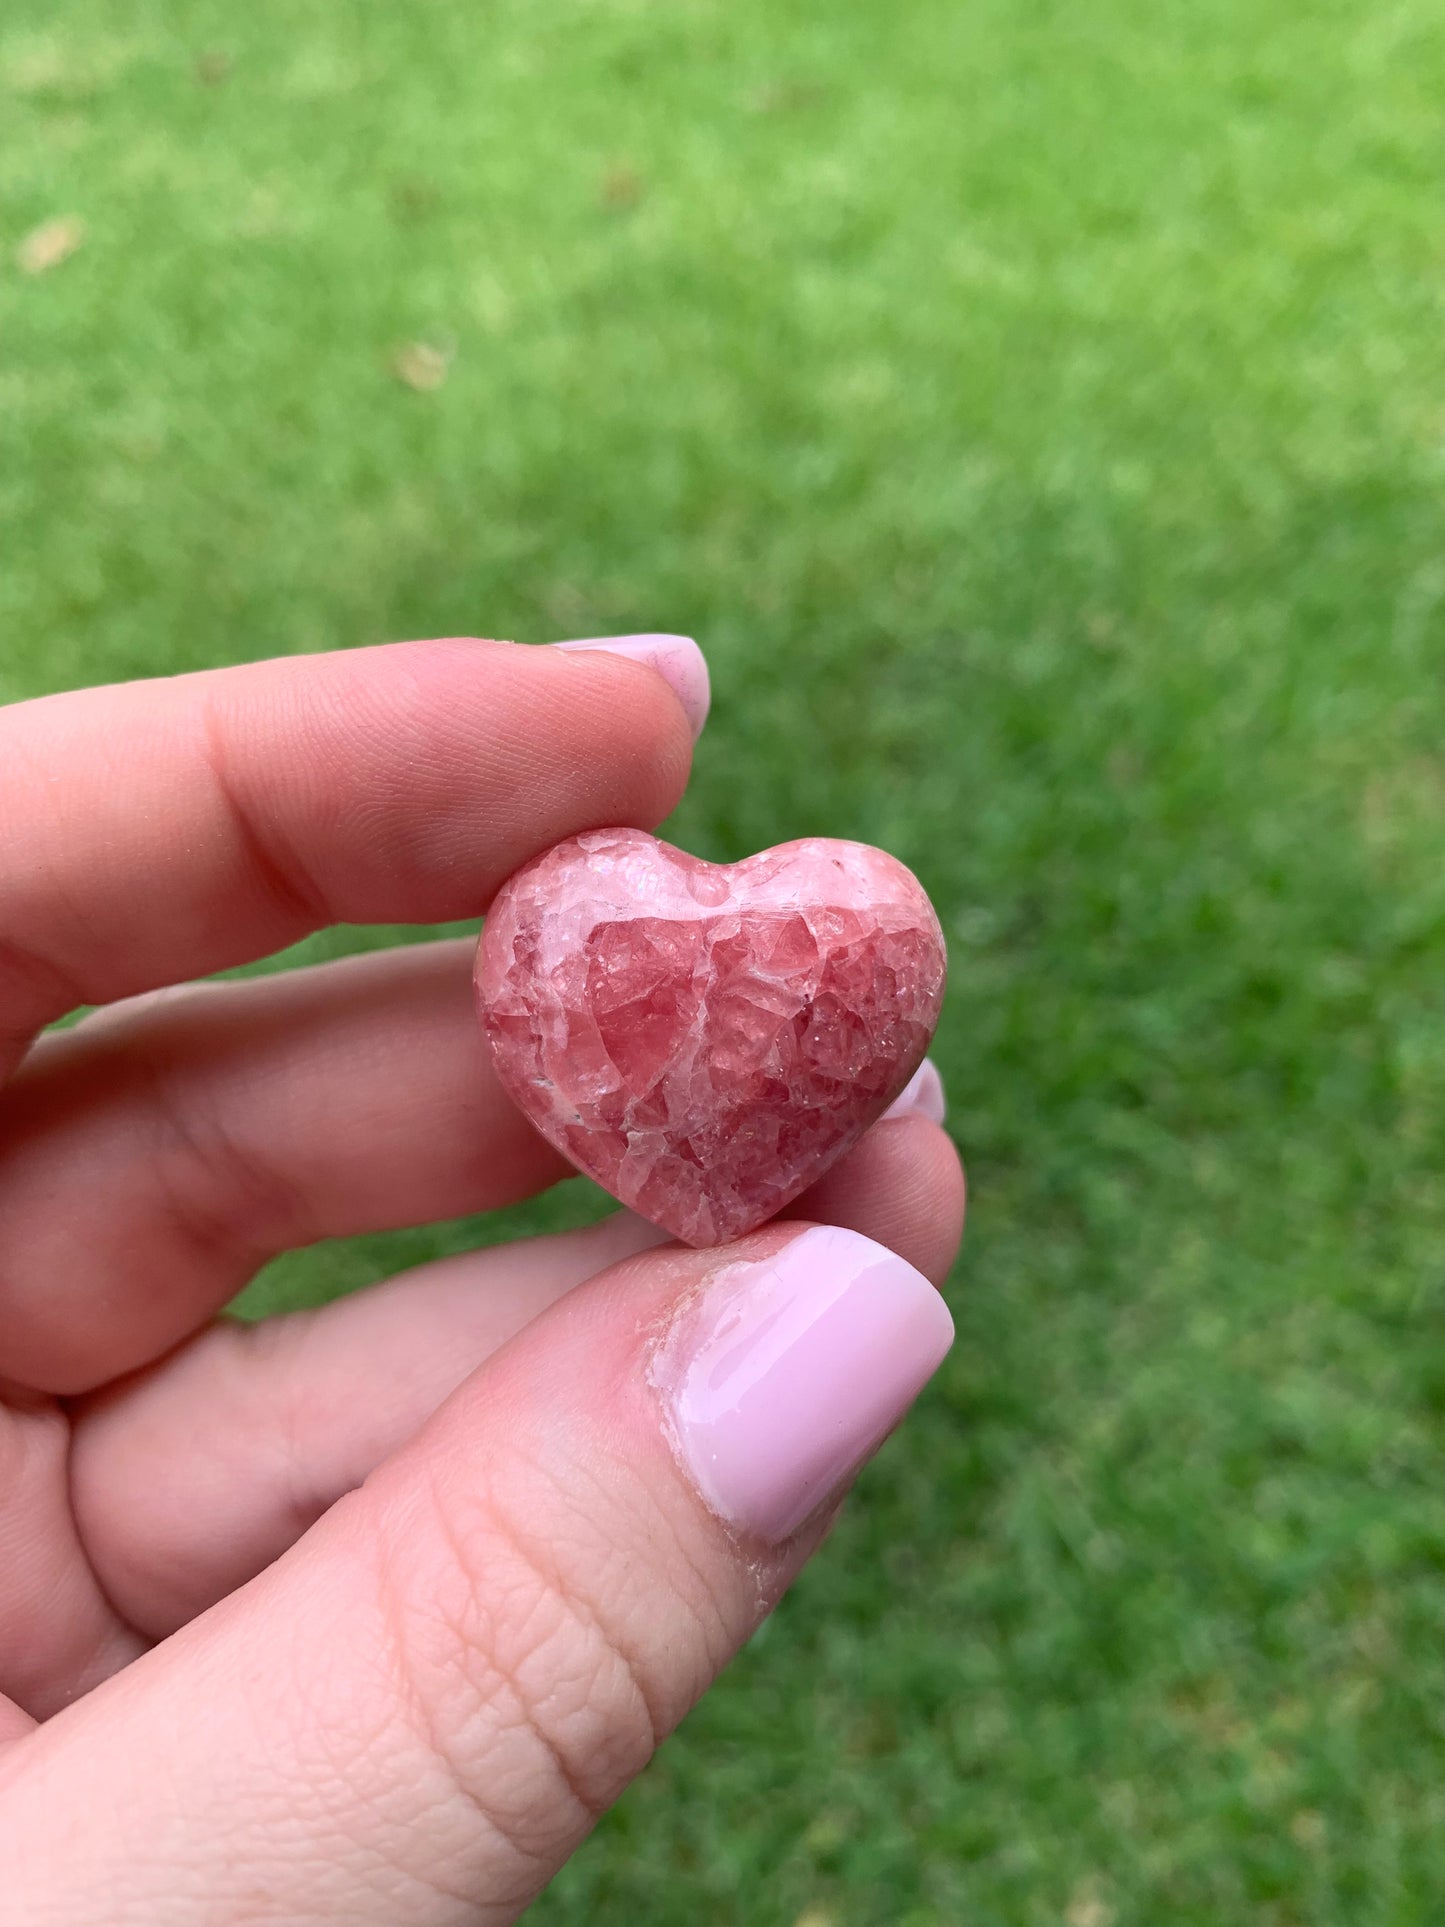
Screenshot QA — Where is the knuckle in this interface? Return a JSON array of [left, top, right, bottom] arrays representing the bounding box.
[[198, 688, 325, 929], [367, 1461, 678, 1870], [132, 1037, 312, 1260], [0, 928, 84, 1040]]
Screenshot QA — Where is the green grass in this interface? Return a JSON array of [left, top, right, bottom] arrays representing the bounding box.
[[6, 0, 1445, 1918]]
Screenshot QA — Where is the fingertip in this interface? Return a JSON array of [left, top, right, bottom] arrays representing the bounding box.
[[882, 1056, 946, 1125], [553, 634, 711, 742], [785, 1114, 965, 1287], [650, 1222, 954, 1543]]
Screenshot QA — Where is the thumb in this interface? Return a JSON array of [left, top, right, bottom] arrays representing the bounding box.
[[0, 1223, 953, 1925]]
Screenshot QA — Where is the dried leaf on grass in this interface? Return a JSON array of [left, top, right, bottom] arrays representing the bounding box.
[[1066, 1883, 1116, 1927], [16, 216, 85, 275], [391, 341, 453, 391], [599, 163, 643, 211]]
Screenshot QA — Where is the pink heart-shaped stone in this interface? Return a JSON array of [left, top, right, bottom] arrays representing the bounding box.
[[475, 828, 946, 1246]]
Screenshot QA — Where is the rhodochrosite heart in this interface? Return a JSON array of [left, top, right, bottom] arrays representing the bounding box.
[[475, 828, 946, 1246]]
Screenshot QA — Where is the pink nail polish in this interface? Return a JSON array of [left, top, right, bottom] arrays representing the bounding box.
[[882, 1057, 947, 1125], [652, 1226, 954, 1543], [554, 633, 711, 740]]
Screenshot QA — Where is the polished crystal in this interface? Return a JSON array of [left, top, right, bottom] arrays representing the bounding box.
[[476, 828, 946, 1246]]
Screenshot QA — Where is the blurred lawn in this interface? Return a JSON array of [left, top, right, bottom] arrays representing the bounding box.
[[5, 0, 1445, 1918]]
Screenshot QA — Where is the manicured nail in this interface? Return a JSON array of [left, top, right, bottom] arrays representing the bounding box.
[[653, 1225, 954, 1543], [554, 633, 710, 740], [882, 1057, 946, 1125]]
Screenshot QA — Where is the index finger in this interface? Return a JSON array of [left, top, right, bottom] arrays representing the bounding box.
[[0, 636, 703, 1076]]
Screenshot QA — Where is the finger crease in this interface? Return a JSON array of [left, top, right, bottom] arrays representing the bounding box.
[[368, 1528, 573, 1876], [451, 1478, 667, 1809], [199, 692, 327, 934], [378, 1481, 656, 1860], [133, 1047, 317, 1262], [58, 1400, 154, 1660], [0, 930, 89, 1043], [490, 1480, 671, 1760]]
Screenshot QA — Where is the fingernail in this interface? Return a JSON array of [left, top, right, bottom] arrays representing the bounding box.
[[653, 1225, 954, 1543], [882, 1057, 946, 1125], [554, 633, 710, 740]]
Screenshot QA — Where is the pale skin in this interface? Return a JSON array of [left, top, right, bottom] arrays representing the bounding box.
[[0, 638, 965, 1923]]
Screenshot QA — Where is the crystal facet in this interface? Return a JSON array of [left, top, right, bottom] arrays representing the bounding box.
[[475, 828, 946, 1246]]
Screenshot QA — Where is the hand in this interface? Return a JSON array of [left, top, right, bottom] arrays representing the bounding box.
[[0, 637, 964, 1923]]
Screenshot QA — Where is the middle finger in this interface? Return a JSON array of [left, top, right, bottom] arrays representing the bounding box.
[[0, 939, 568, 1394]]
